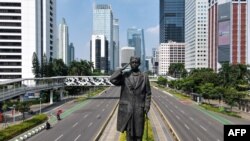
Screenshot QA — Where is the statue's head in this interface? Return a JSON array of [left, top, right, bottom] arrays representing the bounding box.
[[130, 56, 141, 71]]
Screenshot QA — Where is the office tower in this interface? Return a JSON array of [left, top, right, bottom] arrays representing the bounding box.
[[0, 0, 56, 80], [158, 42, 185, 75], [145, 56, 153, 72], [152, 48, 159, 75], [58, 18, 69, 65], [90, 35, 108, 73], [185, 0, 208, 71], [120, 47, 135, 68], [127, 28, 145, 71], [69, 43, 75, 63], [208, 0, 249, 71], [113, 19, 119, 70], [160, 0, 185, 43], [93, 4, 113, 71]]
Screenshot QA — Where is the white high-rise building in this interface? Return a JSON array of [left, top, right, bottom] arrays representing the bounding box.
[[58, 18, 69, 65], [158, 42, 185, 75], [113, 18, 119, 69], [185, 0, 208, 71], [120, 46, 135, 68], [93, 4, 114, 71], [0, 0, 56, 81]]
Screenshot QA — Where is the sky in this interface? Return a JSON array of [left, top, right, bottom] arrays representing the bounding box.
[[57, 0, 159, 60]]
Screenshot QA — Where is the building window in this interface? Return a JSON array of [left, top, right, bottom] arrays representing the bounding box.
[[0, 22, 21, 26], [0, 42, 21, 46], [0, 9, 21, 13]]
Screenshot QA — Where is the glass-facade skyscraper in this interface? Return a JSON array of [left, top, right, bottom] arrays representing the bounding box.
[[93, 4, 113, 71], [127, 28, 145, 71], [160, 0, 185, 43]]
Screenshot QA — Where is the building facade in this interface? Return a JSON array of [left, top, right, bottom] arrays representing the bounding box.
[[152, 48, 159, 75], [90, 35, 108, 73], [160, 0, 185, 43], [145, 56, 153, 72], [120, 46, 135, 68], [185, 0, 208, 71], [113, 18, 119, 70], [0, 0, 56, 81], [69, 42, 74, 63], [127, 28, 145, 71], [58, 18, 69, 65], [208, 0, 249, 71], [93, 4, 113, 71], [158, 42, 185, 75]]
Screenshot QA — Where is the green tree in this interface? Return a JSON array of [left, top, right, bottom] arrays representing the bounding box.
[[52, 59, 68, 76], [41, 53, 48, 77], [32, 52, 40, 78], [17, 102, 30, 120], [168, 63, 187, 78], [157, 76, 168, 86], [198, 83, 218, 104]]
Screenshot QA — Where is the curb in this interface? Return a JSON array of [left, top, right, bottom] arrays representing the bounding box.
[[10, 123, 47, 141], [93, 101, 119, 141], [152, 99, 181, 141]]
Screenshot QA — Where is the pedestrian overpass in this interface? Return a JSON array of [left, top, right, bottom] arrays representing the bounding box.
[[0, 76, 158, 102]]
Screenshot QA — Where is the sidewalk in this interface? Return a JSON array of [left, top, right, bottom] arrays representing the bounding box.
[[0, 98, 74, 130], [203, 99, 250, 120]]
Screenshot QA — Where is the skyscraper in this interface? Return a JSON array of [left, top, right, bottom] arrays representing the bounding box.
[[120, 46, 135, 68], [160, 0, 185, 43], [93, 4, 113, 71], [127, 28, 145, 71], [208, 0, 249, 71], [90, 35, 108, 73], [69, 43, 75, 63], [58, 18, 69, 65], [113, 18, 119, 69], [0, 0, 56, 80], [185, 0, 208, 71]]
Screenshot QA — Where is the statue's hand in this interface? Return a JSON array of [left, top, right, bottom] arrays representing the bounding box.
[[121, 63, 129, 70]]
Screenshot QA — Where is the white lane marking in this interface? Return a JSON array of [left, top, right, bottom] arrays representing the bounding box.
[[197, 137, 201, 141], [175, 115, 180, 120], [72, 122, 78, 128], [170, 109, 173, 113], [74, 134, 81, 141], [102, 108, 105, 111], [84, 114, 89, 118], [88, 122, 93, 127], [200, 125, 207, 131], [189, 117, 194, 121], [184, 124, 190, 130], [180, 110, 185, 114], [55, 134, 63, 141]]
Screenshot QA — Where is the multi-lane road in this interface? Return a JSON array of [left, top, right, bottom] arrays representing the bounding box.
[[29, 87, 120, 141], [27, 86, 249, 141], [152, 87, 249, 141]]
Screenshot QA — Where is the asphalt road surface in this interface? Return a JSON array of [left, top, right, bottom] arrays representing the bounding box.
[[152, 87, 249, 141], [28, 87, 120, 141]]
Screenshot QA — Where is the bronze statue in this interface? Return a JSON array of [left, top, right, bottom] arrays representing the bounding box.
[[110, 56, 151, 141]]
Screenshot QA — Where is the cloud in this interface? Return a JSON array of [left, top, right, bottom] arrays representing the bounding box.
[[146, 25, 159, 35]]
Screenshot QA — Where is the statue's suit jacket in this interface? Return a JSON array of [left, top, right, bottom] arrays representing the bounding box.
[[109, 69, 151, 137]]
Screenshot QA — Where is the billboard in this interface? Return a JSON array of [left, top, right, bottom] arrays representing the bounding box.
[[218, 21, 230, 46]]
